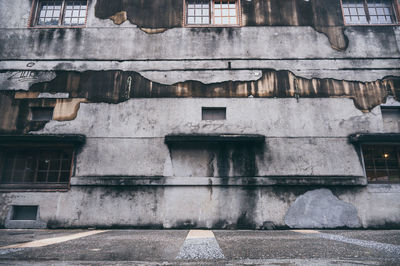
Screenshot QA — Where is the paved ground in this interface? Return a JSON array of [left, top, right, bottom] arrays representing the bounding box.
[[0, 229, 399, 265]]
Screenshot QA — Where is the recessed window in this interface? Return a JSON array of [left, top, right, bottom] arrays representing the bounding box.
[[186, 0, 240, 26], [31, 107, 54, 121], [0, 147, 73, 189], [202, 107, 226, 120], [31, 0, 88, 27], [341, 0, 398, 25], [362, 145, 400, 183], [382, 107, 400, 132], [11, 206, 38, 220]]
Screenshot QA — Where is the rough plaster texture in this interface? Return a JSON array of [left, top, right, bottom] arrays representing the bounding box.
[[0, 71, 56, 91], [37, 98, 382, 138], [0, 185, 398, 229], [284, 189, 361, 228], [33, 98, 374, 178]]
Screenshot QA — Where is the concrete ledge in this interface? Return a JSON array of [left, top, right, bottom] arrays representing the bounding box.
[[71, 176, 367, 186], [165, 134, 265, 143]]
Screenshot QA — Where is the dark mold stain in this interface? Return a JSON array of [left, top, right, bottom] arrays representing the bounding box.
[[95, 0, 349, 50]]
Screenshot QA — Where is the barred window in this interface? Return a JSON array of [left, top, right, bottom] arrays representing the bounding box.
[[362, 145, 400, 183], [0, 147, 73, 189], [32, 0, 88, 27], [186, 0, 240, 26], [342, 0, 398, 25]]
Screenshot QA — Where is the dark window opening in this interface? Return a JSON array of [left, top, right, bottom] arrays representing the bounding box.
[[202, 107, 227, 120], [31, 107, 54, 121], [11, 206, 38, 220], [0, 147, 73, 189], [32, 0, 88, 27], [342, 0, 398, 25], [362, 144, 400, 183]]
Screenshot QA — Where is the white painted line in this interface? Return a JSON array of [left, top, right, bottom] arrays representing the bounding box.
[[186, 230, 215, 239], [291, 230, 320, 234], [176, 230, 225, 260], [293, 230, 400, 255], [0, 230, 107, 249]]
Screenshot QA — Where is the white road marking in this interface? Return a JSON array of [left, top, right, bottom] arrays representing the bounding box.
[[176, 230, 225, 260], [0, 230, 107, 249], [292, 230, 400, 255]]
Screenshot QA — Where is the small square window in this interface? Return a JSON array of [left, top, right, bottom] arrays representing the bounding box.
[[31, 0, 88, 27], [31, 107, 54, 121], [11, 206, 38, 220], [202, 107, 226, 120]]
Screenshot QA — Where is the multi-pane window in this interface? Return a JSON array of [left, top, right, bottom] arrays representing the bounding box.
[[213, 0, 237, 25], [33, 0, 87, 27], [186, 0, 240, 26], [342, 0, 398, 24], [0, 148, 73, 188], [362, 145, 400, 183]]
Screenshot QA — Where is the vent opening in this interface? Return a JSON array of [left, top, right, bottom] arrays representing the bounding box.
[[31, 107, 54, 121]]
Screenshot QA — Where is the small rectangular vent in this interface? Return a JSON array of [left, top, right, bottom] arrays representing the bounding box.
[[202, 107, 226, 120], [31, 107, 54, 121], [11, 206, 38, 220]]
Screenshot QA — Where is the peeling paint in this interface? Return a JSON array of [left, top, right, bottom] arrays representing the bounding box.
[[95, 0, 348, 50]]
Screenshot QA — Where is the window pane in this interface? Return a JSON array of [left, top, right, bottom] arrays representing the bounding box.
[[363, 145, 400, 183]]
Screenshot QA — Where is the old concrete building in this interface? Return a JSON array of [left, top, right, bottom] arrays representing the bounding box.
[[0, 0, 400, 229]]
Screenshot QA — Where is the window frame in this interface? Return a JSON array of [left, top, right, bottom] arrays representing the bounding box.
[[28, 0, 89, 28], [340, 0, 400, 26], [183, 0, 242, 27], [0, 142, 79, 192], [361, 143, 400, 184]]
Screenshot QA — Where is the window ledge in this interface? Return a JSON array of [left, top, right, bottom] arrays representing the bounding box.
[[165, 134, 265, 144], [349, 133, 400, 144], [71, 176, 367, 186]]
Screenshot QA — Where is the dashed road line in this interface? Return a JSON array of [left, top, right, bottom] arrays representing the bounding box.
[[292, 230, 400, 256], [176, 230, 225, 260], [0, 230, 107, 249]]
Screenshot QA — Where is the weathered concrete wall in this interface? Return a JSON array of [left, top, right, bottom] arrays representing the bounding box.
[[1, 185, 399, 229], [1, 0, 400, 229]]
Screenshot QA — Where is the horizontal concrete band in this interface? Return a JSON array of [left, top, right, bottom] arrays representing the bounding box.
[[1, 59, 399, 82], [70, 176, 366, 186]]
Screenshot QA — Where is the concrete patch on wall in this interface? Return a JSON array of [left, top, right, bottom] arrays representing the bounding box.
[[284, 189, 361, 229], [0, 71, 56, 91]]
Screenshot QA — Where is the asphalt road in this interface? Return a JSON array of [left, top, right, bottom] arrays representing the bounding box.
[[0, 229, 399, 265]]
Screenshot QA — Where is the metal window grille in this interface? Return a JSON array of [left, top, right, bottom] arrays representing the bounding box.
[[342, 0, 397, 24], [0, 148, 73, 185], [362, 145, 400, 183], [213, 0, 238, 25], [35, 0, 87, 26]]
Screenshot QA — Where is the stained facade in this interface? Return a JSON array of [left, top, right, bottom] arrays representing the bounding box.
[[0, 0, 400, 229]]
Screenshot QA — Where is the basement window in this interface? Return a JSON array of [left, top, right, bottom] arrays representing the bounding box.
[[341, 0, 399, 25], [185, 0, 240, 26], [0, 147, 74, 190], [11, 206, 39, 220], [30, 0, 88, 27], [362, 145, 400, 183]]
